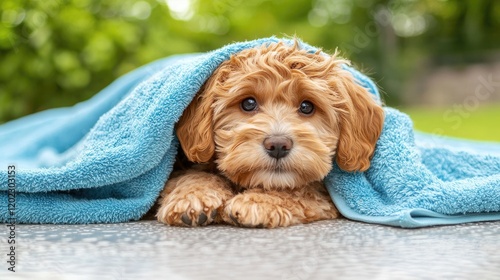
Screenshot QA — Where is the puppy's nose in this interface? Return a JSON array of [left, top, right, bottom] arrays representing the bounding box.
[[263, 136, 293, 159]]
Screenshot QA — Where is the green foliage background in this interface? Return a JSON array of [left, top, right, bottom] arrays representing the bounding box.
[[1, 0, 500, 124]]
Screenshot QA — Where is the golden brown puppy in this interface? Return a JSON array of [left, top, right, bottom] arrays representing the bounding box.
[[156, 41, 384, 228]]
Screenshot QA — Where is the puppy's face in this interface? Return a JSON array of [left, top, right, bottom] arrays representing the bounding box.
[[177, 42, 384, 190], [210, 50, 342, 190]]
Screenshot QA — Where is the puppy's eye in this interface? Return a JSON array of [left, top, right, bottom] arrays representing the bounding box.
[[241, 97, 258, 112], [299, 100, 315, 115]]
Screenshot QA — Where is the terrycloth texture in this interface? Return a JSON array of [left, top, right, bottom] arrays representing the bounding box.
[[0, 38, 283, 224], [1, 37, 499, 227], [327, 109, 500, 228]]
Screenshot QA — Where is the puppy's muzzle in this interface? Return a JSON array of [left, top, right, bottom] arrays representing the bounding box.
[[263, 136, 293, 160]]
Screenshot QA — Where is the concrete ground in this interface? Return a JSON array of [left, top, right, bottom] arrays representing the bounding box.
[[1, 219, 499, 280]]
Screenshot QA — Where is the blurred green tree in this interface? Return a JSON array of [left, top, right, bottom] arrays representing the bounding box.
[[1, 0, 499, 123]]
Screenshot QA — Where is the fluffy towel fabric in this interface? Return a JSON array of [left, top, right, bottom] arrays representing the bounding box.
[[0, 38, 282, 224], [327, 110, 500, 228], [1, 37, 499, 227]]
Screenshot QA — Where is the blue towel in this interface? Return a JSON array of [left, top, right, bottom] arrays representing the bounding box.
[[1, 37, 499, 227], [327, 109, 500, 227]]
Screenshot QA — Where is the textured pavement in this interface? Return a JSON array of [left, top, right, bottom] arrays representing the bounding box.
[[1, 219, 499, 279]]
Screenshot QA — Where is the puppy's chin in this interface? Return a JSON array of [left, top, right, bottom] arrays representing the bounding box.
[[239, 169, 311, 190], [217, 156, 333, 190]]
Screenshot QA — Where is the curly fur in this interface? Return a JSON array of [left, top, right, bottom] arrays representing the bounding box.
[[156, 41, 384, 228]]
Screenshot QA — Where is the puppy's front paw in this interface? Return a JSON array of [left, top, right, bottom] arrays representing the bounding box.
[[223, 192, 295, 228], [156, 172, 233, 227]]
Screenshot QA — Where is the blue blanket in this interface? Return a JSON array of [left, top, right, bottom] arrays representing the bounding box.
[[1, 37, 499, 227]]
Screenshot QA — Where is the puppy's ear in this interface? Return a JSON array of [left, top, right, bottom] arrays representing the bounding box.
[[176, 81, 216, 163], [176, 59, 235, 163], [335, 72, 384, 172]]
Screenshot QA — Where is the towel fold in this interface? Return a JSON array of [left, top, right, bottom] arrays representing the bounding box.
[[1, 37, 499, 227]]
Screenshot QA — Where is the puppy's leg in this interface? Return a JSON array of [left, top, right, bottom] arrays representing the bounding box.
[[223, 182, 338, 228], [157, 170, 234, 226]]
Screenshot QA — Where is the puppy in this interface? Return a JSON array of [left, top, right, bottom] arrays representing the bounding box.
[[156, 41, 384, 228]]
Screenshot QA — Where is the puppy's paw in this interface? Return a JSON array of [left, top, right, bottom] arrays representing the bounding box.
[[223, 192, 295, 228], [156, 172, 233, 227]]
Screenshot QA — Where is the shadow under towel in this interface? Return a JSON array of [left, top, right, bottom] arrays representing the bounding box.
[[1, 37, 499, 227]]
